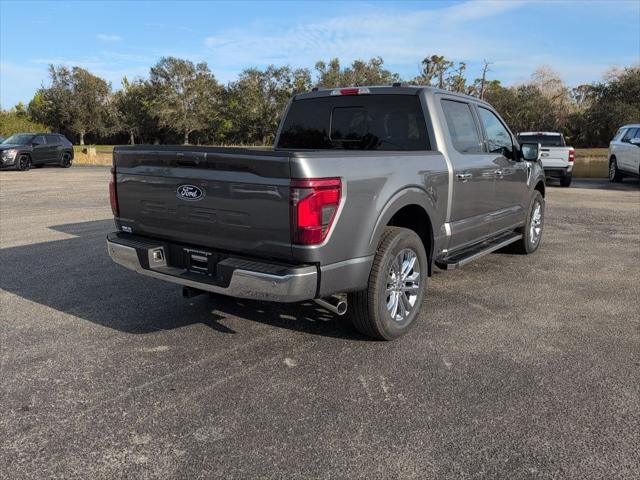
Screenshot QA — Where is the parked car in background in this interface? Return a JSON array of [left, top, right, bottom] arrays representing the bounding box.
[[0, 133, 74, 171], [107, 85, 546, 340], [608, 124, 640, 182], [516, 132, 575, 187]]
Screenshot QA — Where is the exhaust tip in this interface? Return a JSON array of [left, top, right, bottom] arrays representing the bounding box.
[[314, 296, 348, 316]]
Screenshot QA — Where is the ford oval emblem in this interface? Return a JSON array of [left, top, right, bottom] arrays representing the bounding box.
[[176, 184, 205, 201]]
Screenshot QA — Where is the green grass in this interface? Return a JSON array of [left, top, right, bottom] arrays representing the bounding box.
[[575, 148, 608, 159], [73, 145, 115, 154]]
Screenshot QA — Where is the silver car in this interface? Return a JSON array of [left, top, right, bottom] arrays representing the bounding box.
[[608, 124, 640, 182]]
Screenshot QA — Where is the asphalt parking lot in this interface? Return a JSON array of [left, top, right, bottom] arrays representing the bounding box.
[[1, 167, 639, 479]]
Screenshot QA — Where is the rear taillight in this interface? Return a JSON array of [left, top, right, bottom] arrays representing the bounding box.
[[109, 167, 119, 217], [290, 178, 341, 245], [568, 148, 575, 162]]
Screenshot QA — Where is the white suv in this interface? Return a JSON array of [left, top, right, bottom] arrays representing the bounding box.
[[608, 124, 640, 182]]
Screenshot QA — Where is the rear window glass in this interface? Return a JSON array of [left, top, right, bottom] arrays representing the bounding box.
[[517, 134, 565, 147], [277, 95, 430, 150]]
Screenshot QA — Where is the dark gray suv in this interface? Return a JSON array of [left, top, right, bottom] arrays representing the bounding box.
[[0, 133, 74, 171]]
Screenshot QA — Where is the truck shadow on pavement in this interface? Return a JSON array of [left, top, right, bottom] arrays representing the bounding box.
[[0, 219, 365, 340]]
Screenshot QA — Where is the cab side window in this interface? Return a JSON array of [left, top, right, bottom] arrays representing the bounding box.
[[34, 135, 46, 145], [45, 134, 60, 145], [478, 107, 514, 158], [441, 99, 482, 153]]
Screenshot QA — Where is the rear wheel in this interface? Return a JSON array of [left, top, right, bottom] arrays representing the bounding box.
[[347, 227, 428, 340], [60, 152, 72, 168], [609, 158, 623, 183], [559, 174, 572, 187], [16, 154, 31, 171], [511, 191, 544, 254]]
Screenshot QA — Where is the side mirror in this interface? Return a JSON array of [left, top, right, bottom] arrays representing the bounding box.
[[520, 142, 541, 162], [630, 138, 640, 147], [31, 140, 41, 146]]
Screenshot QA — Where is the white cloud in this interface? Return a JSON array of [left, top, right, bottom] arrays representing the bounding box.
[[202, 1, 527, 71], [97, 33, 122, 43], [198, 0, 635, 87]]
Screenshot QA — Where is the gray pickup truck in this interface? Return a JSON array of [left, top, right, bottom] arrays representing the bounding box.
[[107, 85, 545, 340]]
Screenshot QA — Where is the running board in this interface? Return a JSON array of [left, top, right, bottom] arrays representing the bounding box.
[[436, 232, 523, 270]]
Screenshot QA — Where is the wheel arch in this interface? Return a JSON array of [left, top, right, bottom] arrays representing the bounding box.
[[370, 188, 436, 276]]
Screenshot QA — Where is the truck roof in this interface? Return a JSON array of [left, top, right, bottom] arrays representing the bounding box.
[[517, 132, 563, 136], [620, 123, 640, 129], [293, 85, 491, 106]]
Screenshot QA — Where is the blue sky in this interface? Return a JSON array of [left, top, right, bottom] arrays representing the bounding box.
[[1, 0, 639, 107]]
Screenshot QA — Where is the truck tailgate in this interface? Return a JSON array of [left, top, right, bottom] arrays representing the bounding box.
[[540, 146, 572, 167], [113, 146, 293, 261]]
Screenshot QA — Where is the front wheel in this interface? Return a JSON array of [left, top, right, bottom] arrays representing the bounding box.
[[347, 227, 428, 340], [511, 191, 545, 254], [609, 158, 623, 183], [16, 154, 32, 171]]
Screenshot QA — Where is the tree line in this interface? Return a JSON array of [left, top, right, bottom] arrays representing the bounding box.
[[1, 55, 638, 147]]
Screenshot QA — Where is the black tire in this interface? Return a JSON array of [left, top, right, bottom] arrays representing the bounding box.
[[16, 154, 32, 171], [347, 227, 428, 340], [60, 152, 73, 168], [511, 191, 545, 254], [559, 175, 572, 187], [609, 158, 623, 183]]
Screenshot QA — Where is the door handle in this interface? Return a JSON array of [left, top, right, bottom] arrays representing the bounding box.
[[456, 173, 473, 182], [494, 169, 504, 177]]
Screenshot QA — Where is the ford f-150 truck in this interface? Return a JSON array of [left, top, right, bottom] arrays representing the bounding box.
[[516, 132, 574, 187], [107, 85, 545, 340]]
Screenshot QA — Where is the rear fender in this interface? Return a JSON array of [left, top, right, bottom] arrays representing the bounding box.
[[369, 187, 438, 274]]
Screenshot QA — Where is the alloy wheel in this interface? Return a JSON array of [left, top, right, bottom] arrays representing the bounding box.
[[530, 201, 543, 245], [386, 248, 421, 322]]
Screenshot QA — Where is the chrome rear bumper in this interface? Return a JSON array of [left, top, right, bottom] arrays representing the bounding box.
[[107, 235, 317, 303]]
